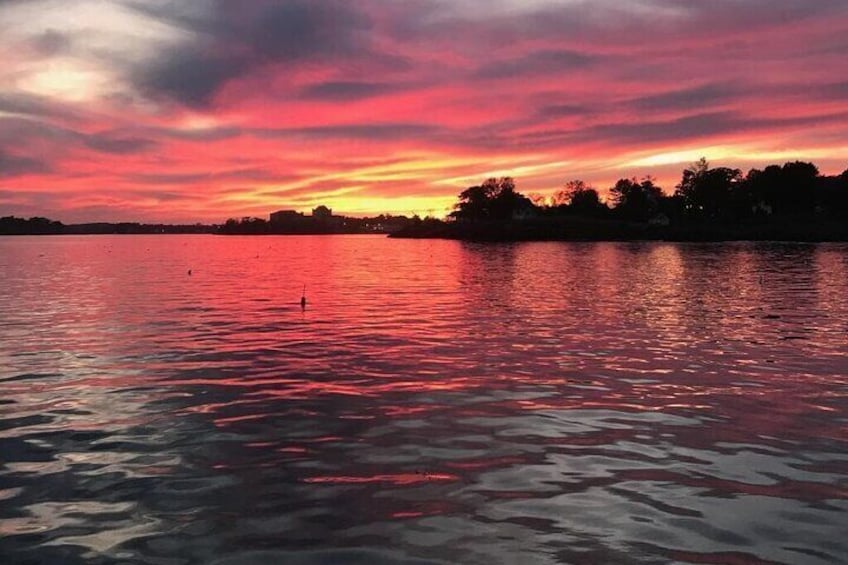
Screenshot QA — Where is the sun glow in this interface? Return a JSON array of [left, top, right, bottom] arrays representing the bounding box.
[[323, 195, 456, 218], [18, 60, 112, 102]]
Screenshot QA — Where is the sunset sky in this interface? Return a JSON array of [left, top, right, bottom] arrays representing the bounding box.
[[1, 0, 847, 222]]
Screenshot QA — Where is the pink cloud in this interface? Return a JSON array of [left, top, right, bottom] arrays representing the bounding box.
[[0, 0, 846, 222]]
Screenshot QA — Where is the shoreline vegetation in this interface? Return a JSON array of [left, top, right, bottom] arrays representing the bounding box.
[[392, 158, 848, 241], [3, 159, 846, 241], [0, 218, 217, 236]]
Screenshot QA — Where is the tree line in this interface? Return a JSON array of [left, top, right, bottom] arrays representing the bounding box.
[[449, 159, 848, 225], [0, 216, 215, 235], [0, 216, 64, 235]]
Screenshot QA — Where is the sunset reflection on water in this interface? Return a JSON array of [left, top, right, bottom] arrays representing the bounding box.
[[1, 235, 847, 564]]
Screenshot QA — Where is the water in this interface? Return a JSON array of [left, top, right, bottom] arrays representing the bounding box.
[[1, 235, 847, 565]]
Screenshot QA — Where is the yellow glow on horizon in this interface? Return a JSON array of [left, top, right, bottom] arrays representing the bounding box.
[[215, 179, 455, 218], [623, 147, 738, 168], [624, 145, 848, 169], [324, 195, 456, 218]]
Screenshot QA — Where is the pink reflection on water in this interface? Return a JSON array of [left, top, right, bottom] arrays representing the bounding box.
[[3, 237, 848, 564]]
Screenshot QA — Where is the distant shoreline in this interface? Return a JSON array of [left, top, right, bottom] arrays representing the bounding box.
[[4, 216, 848, 242], [0, 218, 217, 236]]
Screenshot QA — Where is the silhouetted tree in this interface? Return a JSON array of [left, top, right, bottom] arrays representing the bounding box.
[[451, 185, 492, 220], [675, 158, 742, 219], [742, 161, 820, 217], [839, 170, 848, 219], [551, 180, 583, 209], [743, 165, 780, 216], [558, 180, 607, 217], [486, 177, 523, 219], [450, 177, 532, 221], [778, 161, 819, 215], [0, 216, 64, 235], [563, 180, 589, 202], [816, 169, 848, 220], [610, 177, 664, 222], [571, 188, 603, 214]]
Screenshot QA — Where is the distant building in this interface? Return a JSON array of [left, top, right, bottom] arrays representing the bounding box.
[[312, 205, 332, 219], [270, 210, 304, 224]]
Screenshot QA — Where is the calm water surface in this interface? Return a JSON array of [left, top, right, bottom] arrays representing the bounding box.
[[1, 235, 847, 565]]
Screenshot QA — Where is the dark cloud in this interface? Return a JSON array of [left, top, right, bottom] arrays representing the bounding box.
[[0, 150, 52, 178], [594, 112, 753, 144], [576, 110, 848, 147], [511, 0, 848, 46], [130, 0, 380, 107], [299, 81, 400, 101], [448, 107, 848, 154], [246, 1, 370, 60], [0, 117, 156, 157], [136, 49, 245, 107], [475, 49, 598, 80], [627, 83, 741, 112], [125, 0, 847, 111], [669, 0, 848, 29]]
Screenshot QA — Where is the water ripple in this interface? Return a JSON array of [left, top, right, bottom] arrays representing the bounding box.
[[1, 236, 847, 564]]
